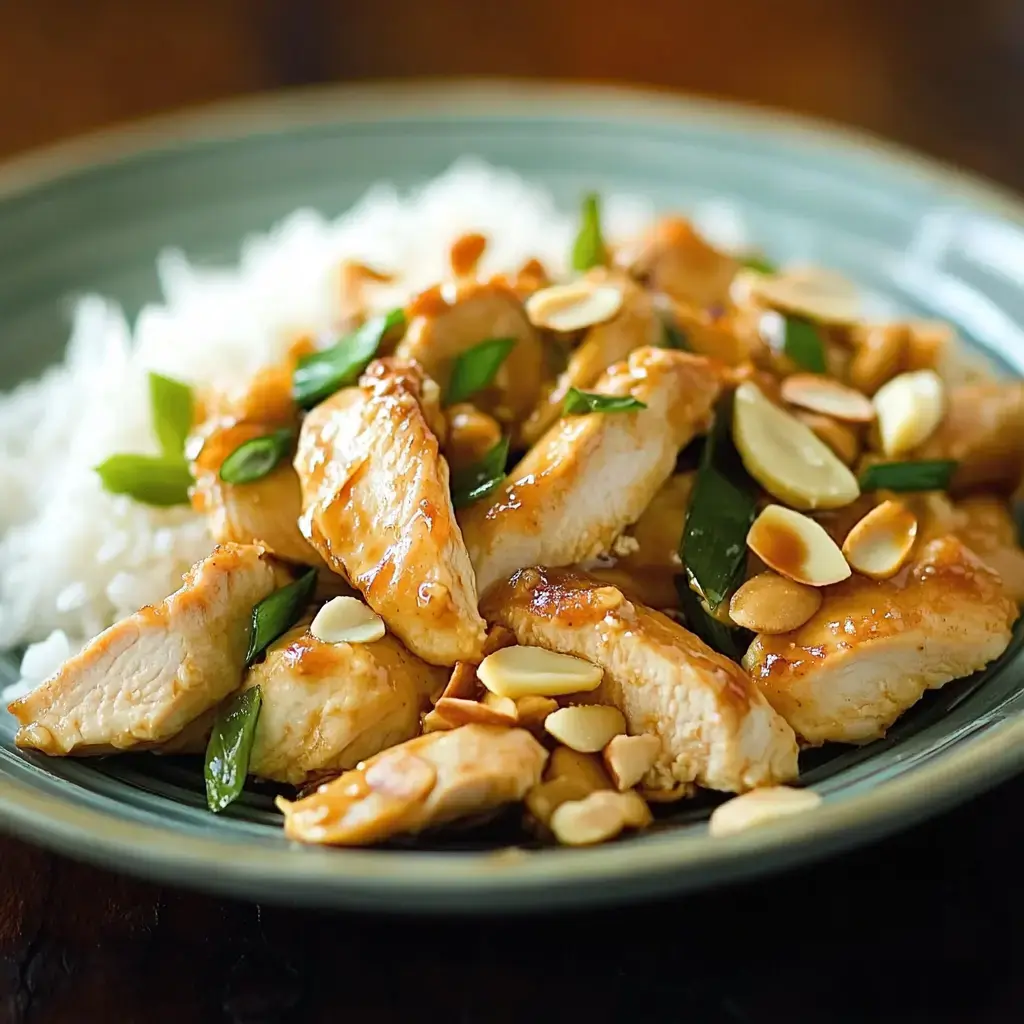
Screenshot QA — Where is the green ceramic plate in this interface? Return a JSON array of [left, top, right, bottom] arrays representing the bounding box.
[[2, 81, 1024, 913]]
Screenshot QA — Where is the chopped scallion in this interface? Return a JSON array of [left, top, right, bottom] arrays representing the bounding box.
[[94, 454, 193, 507], [782, 316, 827, 373], [445, 337, 516, 405], [563, 388, 647, 415], [450, 436, 510, 509], [571, 193, 607, 272], [148, 372, 194, 457], [859, 459, 957, 493], [219, 428, 294, 485], [204, 686, 262, 813], [676, 581, 752, 662], [246, 568, 318, 666]]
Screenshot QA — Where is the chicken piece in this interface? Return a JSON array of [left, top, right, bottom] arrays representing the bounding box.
[[461, 348, 722, 595], [294, 358, 486, 666], [239, 622, 446, 785], [397, 279, 544, 424], [744, 536, 1017, 745], [277, 724, 547, 845], [482, 568, 799, 794], [616, 215, 739, 310], [8, 544, 287, 755], [521, 269, 663, 445], [190, 419, 324, 567], [914, 380, 1024, 494], [194, 358, 300, 427], [667, 300, 765, 367]]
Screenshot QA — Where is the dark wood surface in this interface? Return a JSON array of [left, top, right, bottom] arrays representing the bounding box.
[[2, 1, 1024, 1020]]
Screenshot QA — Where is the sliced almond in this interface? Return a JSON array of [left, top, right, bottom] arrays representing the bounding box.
[[747, 505, 851, 587], [792, 410, 861, 466], [728, 571, 823, 633], [780, 374, 874, 424], [708, 785, 822, 838], [514, 694, 559, 728], [441, 661, 479, 701], [524, 776, 593, 828], [841, 500, 918, 580], [550, 790, 652, 846], [544, 705, 626, 753], [309, 596, 386, 644], [433, 696, 517, 728], [524, 280, 623, 333], [746, 266, 862, 324], [602, 733, 660, 791], [481, 691, 519, 721], [733, 381, 860, 510], [421, 708, 455, 733], [546, 746, 613, 792], [477, 645, 603, 699], [872, 369, 945, 457]]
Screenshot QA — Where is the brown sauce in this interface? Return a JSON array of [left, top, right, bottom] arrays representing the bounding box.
[[750, 518, 808, 579], [449, 232, 487, 277], [407, 284, 450, 319]]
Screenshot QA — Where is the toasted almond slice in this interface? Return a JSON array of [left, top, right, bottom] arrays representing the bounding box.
[[421, 708, 455, 733], [747, 505, 851, 587], [746, 266, 861, 324], [477, 645, 603, 699], [544, 705, 626, 753], [550, 790, 652, 846], [481, 691, 519, 721], [546, 746, 613, 792], [514, 695, 559, 728], [441, 661, 479, 701], [841, 500, 918, 580], [872, 369, 945, 457], [524, 280, 623, 333], [792, 410, 861, 466], [309, 596, 386, 644], [433, 696, 517, 728], [780, 374, 875, 424], [525, 776, 594, 828], [602, 733, 660, 791], [708, 785, 822, 837], [733, 381, 860, 510], [728, 571, 823, 633]]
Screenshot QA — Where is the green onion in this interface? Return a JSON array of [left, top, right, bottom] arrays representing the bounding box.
[[563, 389, 647, 415], [451, 436, 510, 509], [676, 580, 752, 662], [148, 372, 194, 457], [246, 568, 318, 666], [571, 193, 607, 272], [781, 316, 827, 373], [445, 337, 516, 406], [94, 454, 193, 507], [292, 308, 405, 409], [660, 316, 689, 351], [680, 394, 758, 611], [219, 428, 294, 485], [204, 686, 262, 813], [859, 459, 957, 493], [740, 253, 777, 275]]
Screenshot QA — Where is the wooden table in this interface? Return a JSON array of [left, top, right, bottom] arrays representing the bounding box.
[[2, 1, 1023, 1019]]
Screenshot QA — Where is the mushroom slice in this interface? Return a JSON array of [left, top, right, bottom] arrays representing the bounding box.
[[461, 347, 722, 595], [277, 724, 548, 845], [294, 358, 486, 666]]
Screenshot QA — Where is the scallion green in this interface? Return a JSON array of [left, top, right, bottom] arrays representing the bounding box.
[[204, 686, 262, 813], [450, 436, 510, 509], [246, 568, 318, 666], [446, 337, 516, 405], [219, 428, 294, 485]]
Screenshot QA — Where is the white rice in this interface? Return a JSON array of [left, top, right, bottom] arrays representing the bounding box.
[[0, 158, 757, 700]]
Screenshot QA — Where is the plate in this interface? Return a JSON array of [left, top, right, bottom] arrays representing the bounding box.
[[2, 80, 1024, 913]]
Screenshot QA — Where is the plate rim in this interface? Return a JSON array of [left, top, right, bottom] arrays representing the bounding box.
[[2, 77, 1024, 911]]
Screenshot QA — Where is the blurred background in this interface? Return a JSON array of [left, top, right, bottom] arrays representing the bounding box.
[[2, 0, 1022, 189]]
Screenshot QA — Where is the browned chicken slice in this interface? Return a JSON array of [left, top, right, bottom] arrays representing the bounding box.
[[461, 348, 722, 595], [521, 269, 663, 445], [396, 279, 545, 424], [294, 358, 486, 666], [242, 622, 446, 785], [616, 215, 739, 310], [8, 544, 288, 754], [483, 568, 799, 794], [277, 724, 548, 845], [744, 537, 1018, 745]]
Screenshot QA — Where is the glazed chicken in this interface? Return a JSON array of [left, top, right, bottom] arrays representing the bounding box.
[[461, 347, 722, 594], [9, 544, 286, 754], [483, 568, 799, 794], [294, 358, 486, 666]]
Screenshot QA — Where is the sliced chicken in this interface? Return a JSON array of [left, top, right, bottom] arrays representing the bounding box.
[[242, 622, 446, 785], [8, 544, 287, 754], [397, 279, 545, 424], [482, 568, 799, 794], [294, 358, 486, 666], [521, 269, 662, 445], [616, 215, 739, 310], [277, 724, 548, 845], [461, 347, 722, 595], [743, 536, 1018, 745]]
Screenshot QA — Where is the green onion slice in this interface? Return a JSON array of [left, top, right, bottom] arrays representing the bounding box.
[[571, 193, 607, 272], [292, 308, 405, 409], [781, 316, 827, 373], [563, 388, 647, 415], [739, 253, 777, 275], [148, 372, 194, 457], [94, 454, 193, 507], [445, 337, 516, 405], [219, 428, 294, 485], [246, 568, 318, 666], [680, 394, 758, 611], [204, 686, 262, 813], [451, 436, 510, 509], [859, 459, 957, 493]]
